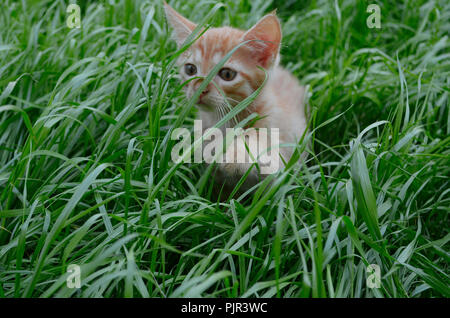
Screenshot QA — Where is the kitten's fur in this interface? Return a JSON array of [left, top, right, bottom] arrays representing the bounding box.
[[164, 3, 307, 193]]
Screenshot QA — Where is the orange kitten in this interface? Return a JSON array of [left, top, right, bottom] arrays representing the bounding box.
[[164, 3, 308, 191]]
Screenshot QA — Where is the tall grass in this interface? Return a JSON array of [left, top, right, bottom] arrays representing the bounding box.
[[0, 0, 448, 297]]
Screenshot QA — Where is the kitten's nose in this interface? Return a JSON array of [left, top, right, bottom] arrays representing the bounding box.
[[194, 80, 210, 99], [199, 88, 209, 98]]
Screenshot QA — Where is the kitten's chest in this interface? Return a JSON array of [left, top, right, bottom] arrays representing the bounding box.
[[198, 110, 228, 133], [198, 105, 271, 133]]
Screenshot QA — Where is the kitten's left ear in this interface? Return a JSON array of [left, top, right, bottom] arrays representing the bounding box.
[[243, 13, 282, 68], [164, 2, 197, 47]]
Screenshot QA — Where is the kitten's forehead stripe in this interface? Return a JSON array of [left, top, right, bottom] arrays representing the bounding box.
[[212, 52, 222, 65], [191, 27, 246, 70], [194, 49, 201, 62]]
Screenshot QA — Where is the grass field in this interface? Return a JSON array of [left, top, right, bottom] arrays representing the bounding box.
[[0, 0, 449, 298]]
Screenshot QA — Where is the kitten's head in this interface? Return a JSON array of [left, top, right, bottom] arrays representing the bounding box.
[[164, 2, 281, 110]]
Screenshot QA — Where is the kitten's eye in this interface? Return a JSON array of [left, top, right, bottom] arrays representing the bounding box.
[[184, 64, 197, 76], [219, 68, 237, 81]]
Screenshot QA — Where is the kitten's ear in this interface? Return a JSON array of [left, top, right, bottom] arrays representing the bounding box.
[[164, 2, 197, 47], [243, 13, 282, 68]]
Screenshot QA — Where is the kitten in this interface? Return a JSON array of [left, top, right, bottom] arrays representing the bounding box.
[[164, 2, 308, 193]]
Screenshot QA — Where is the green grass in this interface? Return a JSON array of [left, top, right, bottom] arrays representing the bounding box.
[[0, 0, 449, 298]]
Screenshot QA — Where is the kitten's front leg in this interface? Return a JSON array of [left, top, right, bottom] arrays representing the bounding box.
[[221, 134, 258, 181], [219, 128, 281, 181]]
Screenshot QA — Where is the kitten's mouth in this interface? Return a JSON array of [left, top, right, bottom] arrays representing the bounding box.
[[196, 101, 214, 111]]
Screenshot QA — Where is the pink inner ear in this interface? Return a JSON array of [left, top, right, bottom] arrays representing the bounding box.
[[246, 34, 278, 68], [243, 15, 281, 68], [256, 35, 278, 67], [164, 3, 197, 46]]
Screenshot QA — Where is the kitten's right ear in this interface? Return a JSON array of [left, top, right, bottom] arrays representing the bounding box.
[[164, 2, 197, 47], [243, 13, 282, 69]]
